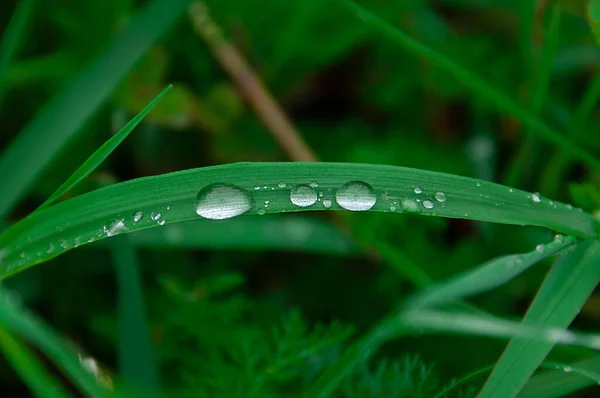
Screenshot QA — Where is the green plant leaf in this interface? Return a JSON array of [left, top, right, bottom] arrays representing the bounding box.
[[0, 0, 35, 107], [405, 235, 576, 309], [36, 85, 172, 211], [479, 239, 600, 397], [0, 325, 73, 398], [110, 235, 161, 394], [333, 0, 600, 173], [0, 0, 190, 218], [1, 162, 598, 278], [589, 0, 600, 45]]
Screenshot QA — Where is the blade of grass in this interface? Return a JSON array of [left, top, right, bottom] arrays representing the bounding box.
[[0, 162, 598, 278], [0, 0, 190, 218], [110, 235, 161, 394], [0, 0, 35, 107], [333, 0, 600, 173], [405, 235, 576, 309], [479, 239, 600, 398], [589, 0, 600, 45], [0, 325, 73, 398], [0, 287, 112, 398], [36, 85, 172, 211], [519, 355, 600, 398], [504, 3, 562, 187]]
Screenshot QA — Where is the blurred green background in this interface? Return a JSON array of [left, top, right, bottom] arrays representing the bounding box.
[[0, 0, 599, 396]]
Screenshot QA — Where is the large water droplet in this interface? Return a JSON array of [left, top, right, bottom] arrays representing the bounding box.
[[336, 181, 377, 211], [105, 219, 127, 237], [195, 183, 254, 220], [290, 184, 318, 207], [531, 192, 541, 203], [133, 211, 143, 222], [434, 192, 447, 203]]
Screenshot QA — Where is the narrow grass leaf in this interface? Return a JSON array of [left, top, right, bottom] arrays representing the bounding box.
[[0, 162, 598, 278], [589, 0, 600, 45], [405, 235, 576, 309], [519, 355, 600, 398], [0, 0, 35, 106], [110, 235, 161, 394], [0, 287, 111, 398], [0, 0, 190, 218], [37, 85, 172, 210], [334, 0, 600, 173], [479, 239, 600, 398], [0, 325, 73, 398]]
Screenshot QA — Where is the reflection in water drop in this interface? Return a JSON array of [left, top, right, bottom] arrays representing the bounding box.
[[290, 185, 318, 207], [195, 183, 254, 220], [336, 181, 377, 211]]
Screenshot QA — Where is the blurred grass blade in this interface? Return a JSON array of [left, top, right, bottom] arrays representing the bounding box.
[[37, 85, 172, 210], [110, 235, 161, 394], [519, 355, 600, 398], [0, 0, 190, 218], [589, 0, 600, 45], [1, 162, 598, 278], [405, 235, 576, 309], [479, 239, 600, 398], [0, 325, 73, 398], [0, 0, 35, 106], [335, 0, 600, 173], [0, 287, 111, 397]]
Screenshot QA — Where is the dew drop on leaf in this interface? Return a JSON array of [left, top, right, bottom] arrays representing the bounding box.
[[423, 200, 434, 209], [434, 192, 447, 203], [195, 183, 254, 220], [290, 184, 318, 207], [133, 211, 143, 222], [105, 219, 126, 237], [336, 181, 377, 211], [151, 212, 162, 221], [532, 192, 541, 203], [322, 199, 332, 209], [413, 186, 423, 194]]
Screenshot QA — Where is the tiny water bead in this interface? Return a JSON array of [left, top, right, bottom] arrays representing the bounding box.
[[422, 200, 434, 209], [278, 182, 287, 188], [151, 212, 162, 221], [309, 181, 319, 188], [434, 192, 447, 203], [336, 181, 377, 211], [413, 186, 423, 194], [195, 183, 254, 220], [133, 211, 143, 222], [290, 184, 318, 207], [536, 244, 545, 253], [322, 199, 332, 209], [531, 192, 541, 203]]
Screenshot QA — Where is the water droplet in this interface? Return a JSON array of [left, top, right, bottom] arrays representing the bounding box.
[[390, 205, 397, 212], [133, 211, 143, 222], [105, 219, 126, 237], [423, 200, 434, 209], [336, 181, 377, 211], [509, 188, 514, 193], [464, 213, 469, 217], [413, 187, 423, 194], [258, 208, 266, 215], [157, 219, 165, 226], [476, 182, 482, 187], [47, 243, 55, 254], [290, 184, 318, 207], [554, 234, 564, 244], [532, 192, 541, 203], [536, 244, 545, 253], [278, 182, 286, 188], [60, 240, 69, 249], [318, 191, 324, 197], [563, 366, 572, 373], [254, 185, 260, 190], [323, 199, 332, 209], [309, 181, 319, 188], [166, 206, 171, 211], [434, 192, 447, 203], [151, 212, 161, 221], [195, 184, 254, 220], [264, 200, 270, 208]]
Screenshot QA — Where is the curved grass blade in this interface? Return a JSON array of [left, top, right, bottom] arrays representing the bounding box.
[[405, 235, 576, 309], [111, 236, 161, 394], [0, 0, 35, 106], [0, 0, 190, 218], [0, 325, 73, 398], [0, 162, 598, 278], [479, 239, 600, 398], [0, 287, 111, 398], [519, 355, 600, 398], [334, 0, 600, 173], [589, 0, 600, 45], [37, 85, 172, 211]]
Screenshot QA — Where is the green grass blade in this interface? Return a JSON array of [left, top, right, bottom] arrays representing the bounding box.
[[110, 235, 161, 394], [405, 235, 576, 309], [0, 0, 190, 218], [0, 0, 35, 107], [0, 325, 73, 398], [37, 85, 172, 210], [0, 287, 111, 398], [334, 0, 600, 173], [519, 356, 600, 398], [589, 0, 600, 45], [479, 239, 600, 398], [1, 162, 598, 278]]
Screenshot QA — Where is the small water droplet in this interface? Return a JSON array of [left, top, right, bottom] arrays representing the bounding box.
[[258, 208, 266, 215], [554, 234, 564, 244], [476, 182, 482, 187], [323, 199, 332, 209], [532, 192, 541, 203], [133, 211, 143, 222], [278, 182, 286, 188], [309, 181, 319, 188], [254, 185, 261, 190], [390, 205, 397, 212], [318, 191, 324, 197], [509, 188, 514, 193], [195, 184, 254, 220], [563, 366, 572, 373], [336, 181, 377, 211], [105, 219, 127, 237], [157, 219, 165, 226], [264, 200, 270, 208], [46, 243, 55, 254], [536, 244, 545, 253], [263, 185, 268, 189], [434, 192, 447, 203], [151, 212, 161, 221], [423, 200, 434, 209], [60, 240, 69, 249], [290, 184, 318, 207], [413, 187, 423, 194], [166, 206, 171, 211], [464, 213, 469, 217]]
